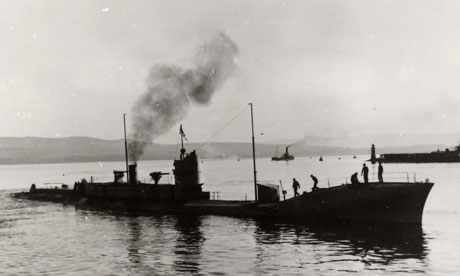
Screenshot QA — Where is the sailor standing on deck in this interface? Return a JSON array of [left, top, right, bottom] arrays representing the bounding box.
[[378, 162, 384, 182], [310, 175, 319, 191], [292, 178, 300, 197], [361, 164, 369, 183]]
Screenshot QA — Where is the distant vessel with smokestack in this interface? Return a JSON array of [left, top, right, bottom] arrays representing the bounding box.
[[271, 145, 295, 161]]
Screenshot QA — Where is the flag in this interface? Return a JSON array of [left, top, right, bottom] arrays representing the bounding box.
[[180, 124, 189, 142]]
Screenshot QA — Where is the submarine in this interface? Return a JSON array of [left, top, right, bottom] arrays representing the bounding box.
[[12, 146, 434, 224], [12, 145, 434, 224], [11, 108, 434, 225]]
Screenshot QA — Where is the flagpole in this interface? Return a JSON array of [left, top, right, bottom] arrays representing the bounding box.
[[180, 124, 184, 160], [181, 134, 184, 160]]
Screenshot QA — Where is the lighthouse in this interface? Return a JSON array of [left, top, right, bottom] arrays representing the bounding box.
[[371, 144, 377, 164]]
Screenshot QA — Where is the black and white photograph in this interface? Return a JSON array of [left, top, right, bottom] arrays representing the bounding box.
[[1, 1, 459, 275]]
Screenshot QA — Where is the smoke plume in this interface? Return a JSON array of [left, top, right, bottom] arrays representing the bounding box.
[[128, 33, 238, 161]]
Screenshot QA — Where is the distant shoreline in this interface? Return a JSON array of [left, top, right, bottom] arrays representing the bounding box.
[[0, 136, 449, 166]]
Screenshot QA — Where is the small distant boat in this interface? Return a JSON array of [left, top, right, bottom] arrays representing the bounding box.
[[319, 156, 323, 161], [353, 155, 356, 159], [271, 145, 294, 161], [338, 157, 341, 160]]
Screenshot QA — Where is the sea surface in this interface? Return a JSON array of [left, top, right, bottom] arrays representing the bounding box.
[[0, 156, 459, 275]]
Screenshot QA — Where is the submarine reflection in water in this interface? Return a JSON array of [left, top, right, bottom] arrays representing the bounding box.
[[254, 219, 426, 266], [173, 215, 204, 274]]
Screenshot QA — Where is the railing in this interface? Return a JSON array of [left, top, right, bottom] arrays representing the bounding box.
[[315, 171, 421, 189], [71, 174, 175, 185]]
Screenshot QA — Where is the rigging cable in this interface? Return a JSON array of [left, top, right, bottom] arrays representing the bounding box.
[[197, 105, 249, 150], [185, 105, 249, 120]]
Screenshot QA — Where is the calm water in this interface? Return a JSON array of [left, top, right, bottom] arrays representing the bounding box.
[[0, 156, 459, 275]]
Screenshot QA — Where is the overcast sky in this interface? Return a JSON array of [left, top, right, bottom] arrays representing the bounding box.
[[1, 0, 460, 144]]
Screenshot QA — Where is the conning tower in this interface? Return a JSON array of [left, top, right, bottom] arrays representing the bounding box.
[[173, 150, 201, 190]]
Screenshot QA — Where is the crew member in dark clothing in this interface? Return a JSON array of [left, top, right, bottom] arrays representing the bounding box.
[[310, 174, 319, 191], [361, 164, 369, 183], [292, 178, 300, 197], [378, 162, 384, 182], [351, 172, 359, 184]]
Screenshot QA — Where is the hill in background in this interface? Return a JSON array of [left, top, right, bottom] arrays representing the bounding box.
[[0, 136, 453, 165]]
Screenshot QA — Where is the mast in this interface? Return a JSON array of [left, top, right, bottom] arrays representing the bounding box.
[[249, 103, 258, 203], [123, 114, 130, 183]]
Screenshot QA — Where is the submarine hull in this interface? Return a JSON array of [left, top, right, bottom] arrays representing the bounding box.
[[12, 181, 433, 225]]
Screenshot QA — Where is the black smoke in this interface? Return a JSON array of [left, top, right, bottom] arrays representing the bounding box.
[[128, 33, 238, 161]]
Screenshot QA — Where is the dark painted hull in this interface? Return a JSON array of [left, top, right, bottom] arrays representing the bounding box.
[[271, 153, 295, 161], [11, 181, 433, 225], [271, 156, 294, 161], [259, 182, 433, 224]]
